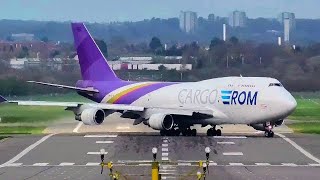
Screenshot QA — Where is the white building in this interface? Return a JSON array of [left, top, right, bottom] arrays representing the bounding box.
[[284, 18, 291, 43], [11, 33, 34, 41], [179, 11, 198, 34], [278, 12, 296, 30], [111, 63, 192, 71], [229, 11, 247, 28]]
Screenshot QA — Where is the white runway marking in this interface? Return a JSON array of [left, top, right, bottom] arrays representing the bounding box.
[[217, 141, 235, 145], [276, 133, 320, 164], [84, 134, 118, 138], [72, 122, 83, 133], [281, 163, 297, 166], [0, 133, 55, 168], [162, 153, 169, 156], [160, 169, 176, 172], [162, 144, 168, 147], [6, 163, 22, 167], [229, 163, 244, 166], [163, 140, 168, 143], [33, 163, 49, 166], [162, 148, 168, 152], [138, 164, 151, 166], [162, 157, 169, 161], [86, 162, 100, 166], [255, 163, 271, 166], [59, 162, 75, 166], [87, 152, 108, 155], [118, 160, 153, 163], [209, 162, 217, 166], [95, 141, 114, 144], [223, 152, 243, 156], [214, 136, 247, 139], [178, 163, 192, 166], [161, 176, 176, 179], [309, 163, 320, 166], [116, 126, 130, 130]]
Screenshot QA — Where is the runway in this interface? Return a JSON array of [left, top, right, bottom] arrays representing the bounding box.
[[1, 131, 320, 179]]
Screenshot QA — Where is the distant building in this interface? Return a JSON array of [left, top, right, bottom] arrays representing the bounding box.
[[278, 12, 296, 30], [208, 14, 215, 22], [179, 11, 198, 34], [11, 33, 34, 42], [284, 18, 291, 43], [228, 11, 247, 28]]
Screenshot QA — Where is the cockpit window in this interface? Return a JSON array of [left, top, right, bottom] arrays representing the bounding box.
[[269, 83, 283, 87]]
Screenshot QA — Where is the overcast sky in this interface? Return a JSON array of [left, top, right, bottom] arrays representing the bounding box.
[[0, 0, 319, 22]]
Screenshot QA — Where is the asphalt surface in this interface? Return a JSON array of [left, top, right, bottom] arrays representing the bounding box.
[[0, 132, 320, 180]]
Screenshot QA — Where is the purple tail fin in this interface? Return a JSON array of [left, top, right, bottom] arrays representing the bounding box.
[[71, 23, 120, 81]]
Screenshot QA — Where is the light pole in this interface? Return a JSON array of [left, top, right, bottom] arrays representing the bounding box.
[[100, 148, 105, 174], [151, 147, 159, 180], [205, 147, 211, 175]]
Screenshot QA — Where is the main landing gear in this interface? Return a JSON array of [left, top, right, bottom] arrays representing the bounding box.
[[207, 126, 222, 137], [160, 128, 197, 136]]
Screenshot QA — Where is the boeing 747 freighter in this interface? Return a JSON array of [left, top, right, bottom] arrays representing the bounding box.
[[0, 23, 297, 137]]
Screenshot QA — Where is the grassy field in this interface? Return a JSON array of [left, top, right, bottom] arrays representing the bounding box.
[[0, 93, 88, 134], [288, 92, 320, 134]]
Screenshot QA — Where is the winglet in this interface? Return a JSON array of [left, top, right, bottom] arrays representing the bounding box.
[[0, 95, 7, 103]]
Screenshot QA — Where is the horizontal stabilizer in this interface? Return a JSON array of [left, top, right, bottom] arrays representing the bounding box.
[[0, 95, 7, 103], [27, 81, 99, 94]]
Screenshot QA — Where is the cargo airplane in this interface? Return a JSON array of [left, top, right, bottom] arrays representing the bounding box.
[[0, 23, 297, 137]]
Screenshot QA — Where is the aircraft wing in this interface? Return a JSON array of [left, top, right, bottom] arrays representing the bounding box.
[[1, 95, 218, 118], [0, 96, 144, 112]]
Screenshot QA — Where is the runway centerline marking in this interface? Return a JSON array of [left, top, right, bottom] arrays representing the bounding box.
[[72, 122, 83, 133], [162, 144, 168, 147], [229, 163, 244, 166], [96, 141, 114, 144], [162, 153, 169, 156], [33, 163, 49, 166], [276, 133, 320, 164], [6, 163, 22, 167], [281, 163, 297, 166], [87, 152, 108, 155], [214, 136, 247, 139], [217, 141, 235, 145], [223, 152, 243, 156], [0, 133, 55, 168], [255, 163, 271, 166], [84, 134, 118, 138], [86, 162, 100, 166], [59, 162, 75, 166]]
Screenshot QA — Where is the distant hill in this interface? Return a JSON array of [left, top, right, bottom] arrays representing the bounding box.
[[0, 18, 320, 45]]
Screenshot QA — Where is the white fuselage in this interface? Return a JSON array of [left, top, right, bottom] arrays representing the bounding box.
[[129, 77, 297, 125]]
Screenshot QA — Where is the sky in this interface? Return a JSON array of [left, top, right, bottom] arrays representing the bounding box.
[[0, 0, 319, 22]]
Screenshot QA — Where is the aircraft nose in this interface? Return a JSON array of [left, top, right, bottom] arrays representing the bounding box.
[[283, 92, 297, 115]]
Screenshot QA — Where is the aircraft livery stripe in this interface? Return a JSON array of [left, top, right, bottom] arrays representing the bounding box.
[[222, 96, 230, 100], [223, 101, 230, 105], [221, 90, 232, 94], [107, 83, 155, 103], [113, 82, 177, 104]]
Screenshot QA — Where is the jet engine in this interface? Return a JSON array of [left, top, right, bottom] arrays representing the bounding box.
[[148, 113, 174, 130], [78, 108, 105, 125], [274, 119, 284, 126], [250, 123, 266, 131]]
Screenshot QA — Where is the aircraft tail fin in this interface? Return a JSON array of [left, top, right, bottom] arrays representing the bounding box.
[[71, 23, 120, 82]]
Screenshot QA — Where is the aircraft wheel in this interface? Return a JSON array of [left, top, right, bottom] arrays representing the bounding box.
[[160, 130, 166, 136], [181, 130, 187, 136], [207, 128, 214, 136], [216, 129, 222, 136], [191, 129, 197, 136], [175, 129, 181, 136]]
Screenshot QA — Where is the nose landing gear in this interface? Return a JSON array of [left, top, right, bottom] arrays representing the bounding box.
[[264, 123, 274, 138]]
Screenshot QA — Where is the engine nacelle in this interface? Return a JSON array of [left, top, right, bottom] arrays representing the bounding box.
[[250, 123, 265, 131], [148, 113, 174, 130], [274, 119, 284, 126], [80, 108, 105, 125]]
